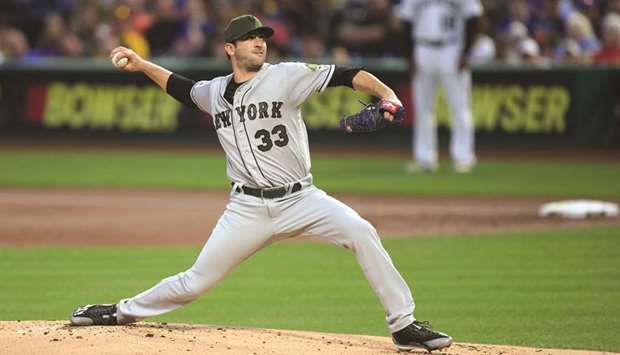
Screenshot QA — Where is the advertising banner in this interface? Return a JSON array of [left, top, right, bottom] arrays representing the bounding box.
[[1, 61, 618, 147]]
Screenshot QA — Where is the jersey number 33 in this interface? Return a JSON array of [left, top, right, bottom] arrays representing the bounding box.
[[254, 124, 289, 152]]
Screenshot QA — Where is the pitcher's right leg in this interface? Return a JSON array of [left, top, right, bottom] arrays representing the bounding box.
[[71, 193, 273, 325]]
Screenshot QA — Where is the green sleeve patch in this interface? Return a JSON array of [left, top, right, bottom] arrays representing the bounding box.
[[305, 63, 320, 71]]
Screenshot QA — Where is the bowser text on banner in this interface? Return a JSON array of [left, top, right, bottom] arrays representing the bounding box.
[[436, 84, 571, 134], [42, 83, 182, 132]]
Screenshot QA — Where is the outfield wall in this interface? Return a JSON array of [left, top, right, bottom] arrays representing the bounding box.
[[1, 58, 619, 147]]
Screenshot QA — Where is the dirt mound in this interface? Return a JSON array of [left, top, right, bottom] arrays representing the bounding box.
[[1, 321, 615, 355]]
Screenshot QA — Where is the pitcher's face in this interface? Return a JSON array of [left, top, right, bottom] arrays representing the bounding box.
[[231, 34, 267, 72]]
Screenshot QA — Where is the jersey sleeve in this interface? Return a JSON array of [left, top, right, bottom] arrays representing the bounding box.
[[189, 80, 213, 113], [281, 62, 335, 107], [393, 0, 415, 22], [463, 0, 483, 18]]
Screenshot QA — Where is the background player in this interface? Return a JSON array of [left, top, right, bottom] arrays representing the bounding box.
[[69, 15, 452, 352], [396, 0, 482, 173]]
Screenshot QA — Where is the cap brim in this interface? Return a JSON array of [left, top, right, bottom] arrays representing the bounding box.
[[228, 27, 274, 43], [247, 27, 274, 39]]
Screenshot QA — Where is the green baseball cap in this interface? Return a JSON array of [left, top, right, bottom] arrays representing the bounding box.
[[224, 15, 274, 43]]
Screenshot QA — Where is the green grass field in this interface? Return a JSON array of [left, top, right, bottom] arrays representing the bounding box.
[[1, 149, 619, 197], [1, 148, 619, 351], [0, 228, 618, 351]]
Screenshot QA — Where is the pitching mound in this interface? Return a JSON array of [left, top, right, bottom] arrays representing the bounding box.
[[1, 321, 614, 355]]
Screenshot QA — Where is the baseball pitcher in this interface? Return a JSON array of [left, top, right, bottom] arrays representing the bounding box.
[[396, 0, 482, 173], [70, 15, 452, 352]]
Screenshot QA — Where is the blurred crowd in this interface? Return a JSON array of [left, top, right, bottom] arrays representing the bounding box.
[[1, 0, 620, 66]]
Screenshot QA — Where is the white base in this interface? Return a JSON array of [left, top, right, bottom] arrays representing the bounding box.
[[538, 200, 619, 219]]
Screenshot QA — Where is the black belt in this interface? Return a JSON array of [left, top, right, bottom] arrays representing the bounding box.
[[416, 39, 457, 47], [233, 182, 302, 199]]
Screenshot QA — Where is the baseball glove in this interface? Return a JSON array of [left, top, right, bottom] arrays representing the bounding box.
[[340, 99, 405, 133]]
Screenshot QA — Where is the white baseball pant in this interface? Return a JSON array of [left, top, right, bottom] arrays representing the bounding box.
[[413, 44, 476, 167], [117, 184, 415, 333]]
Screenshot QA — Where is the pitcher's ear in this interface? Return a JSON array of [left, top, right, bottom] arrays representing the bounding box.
[[224, 43, 236, 57]]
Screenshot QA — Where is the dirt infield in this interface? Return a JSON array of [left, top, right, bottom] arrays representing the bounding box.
[[1, 321, 617, 355], [1, 188, 618, 245], [1, 188, 619, 354]]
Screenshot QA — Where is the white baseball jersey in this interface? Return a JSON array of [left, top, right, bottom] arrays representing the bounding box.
[[395, 0, 482, 43], [190, 62, 335, 187]]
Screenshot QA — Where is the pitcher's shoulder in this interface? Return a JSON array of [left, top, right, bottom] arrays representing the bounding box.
[[207, 73, 233, 85], [258, 62, 299, 78], [269, 62, 332, 73]]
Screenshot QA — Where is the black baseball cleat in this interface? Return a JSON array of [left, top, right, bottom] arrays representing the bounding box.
[[392, 320, 453, 352], [70, 304, 118, 326]]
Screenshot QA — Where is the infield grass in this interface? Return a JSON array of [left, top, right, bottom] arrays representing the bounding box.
[[1, 227, 619, 352], [1, 149, 620, 197]]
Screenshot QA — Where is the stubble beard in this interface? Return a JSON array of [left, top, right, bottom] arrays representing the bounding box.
[[241, 58, 264, 72], [237, 52, 265, 72], [245, 61, 263, 72]]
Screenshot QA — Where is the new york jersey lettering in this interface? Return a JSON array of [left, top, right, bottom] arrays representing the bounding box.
[[213, 101, 285, 129], [213, 109, 232, 128], [271, 101, 283, 118]]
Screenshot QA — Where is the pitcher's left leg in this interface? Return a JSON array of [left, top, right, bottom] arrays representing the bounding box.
[[277, 188, 414, 333]]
